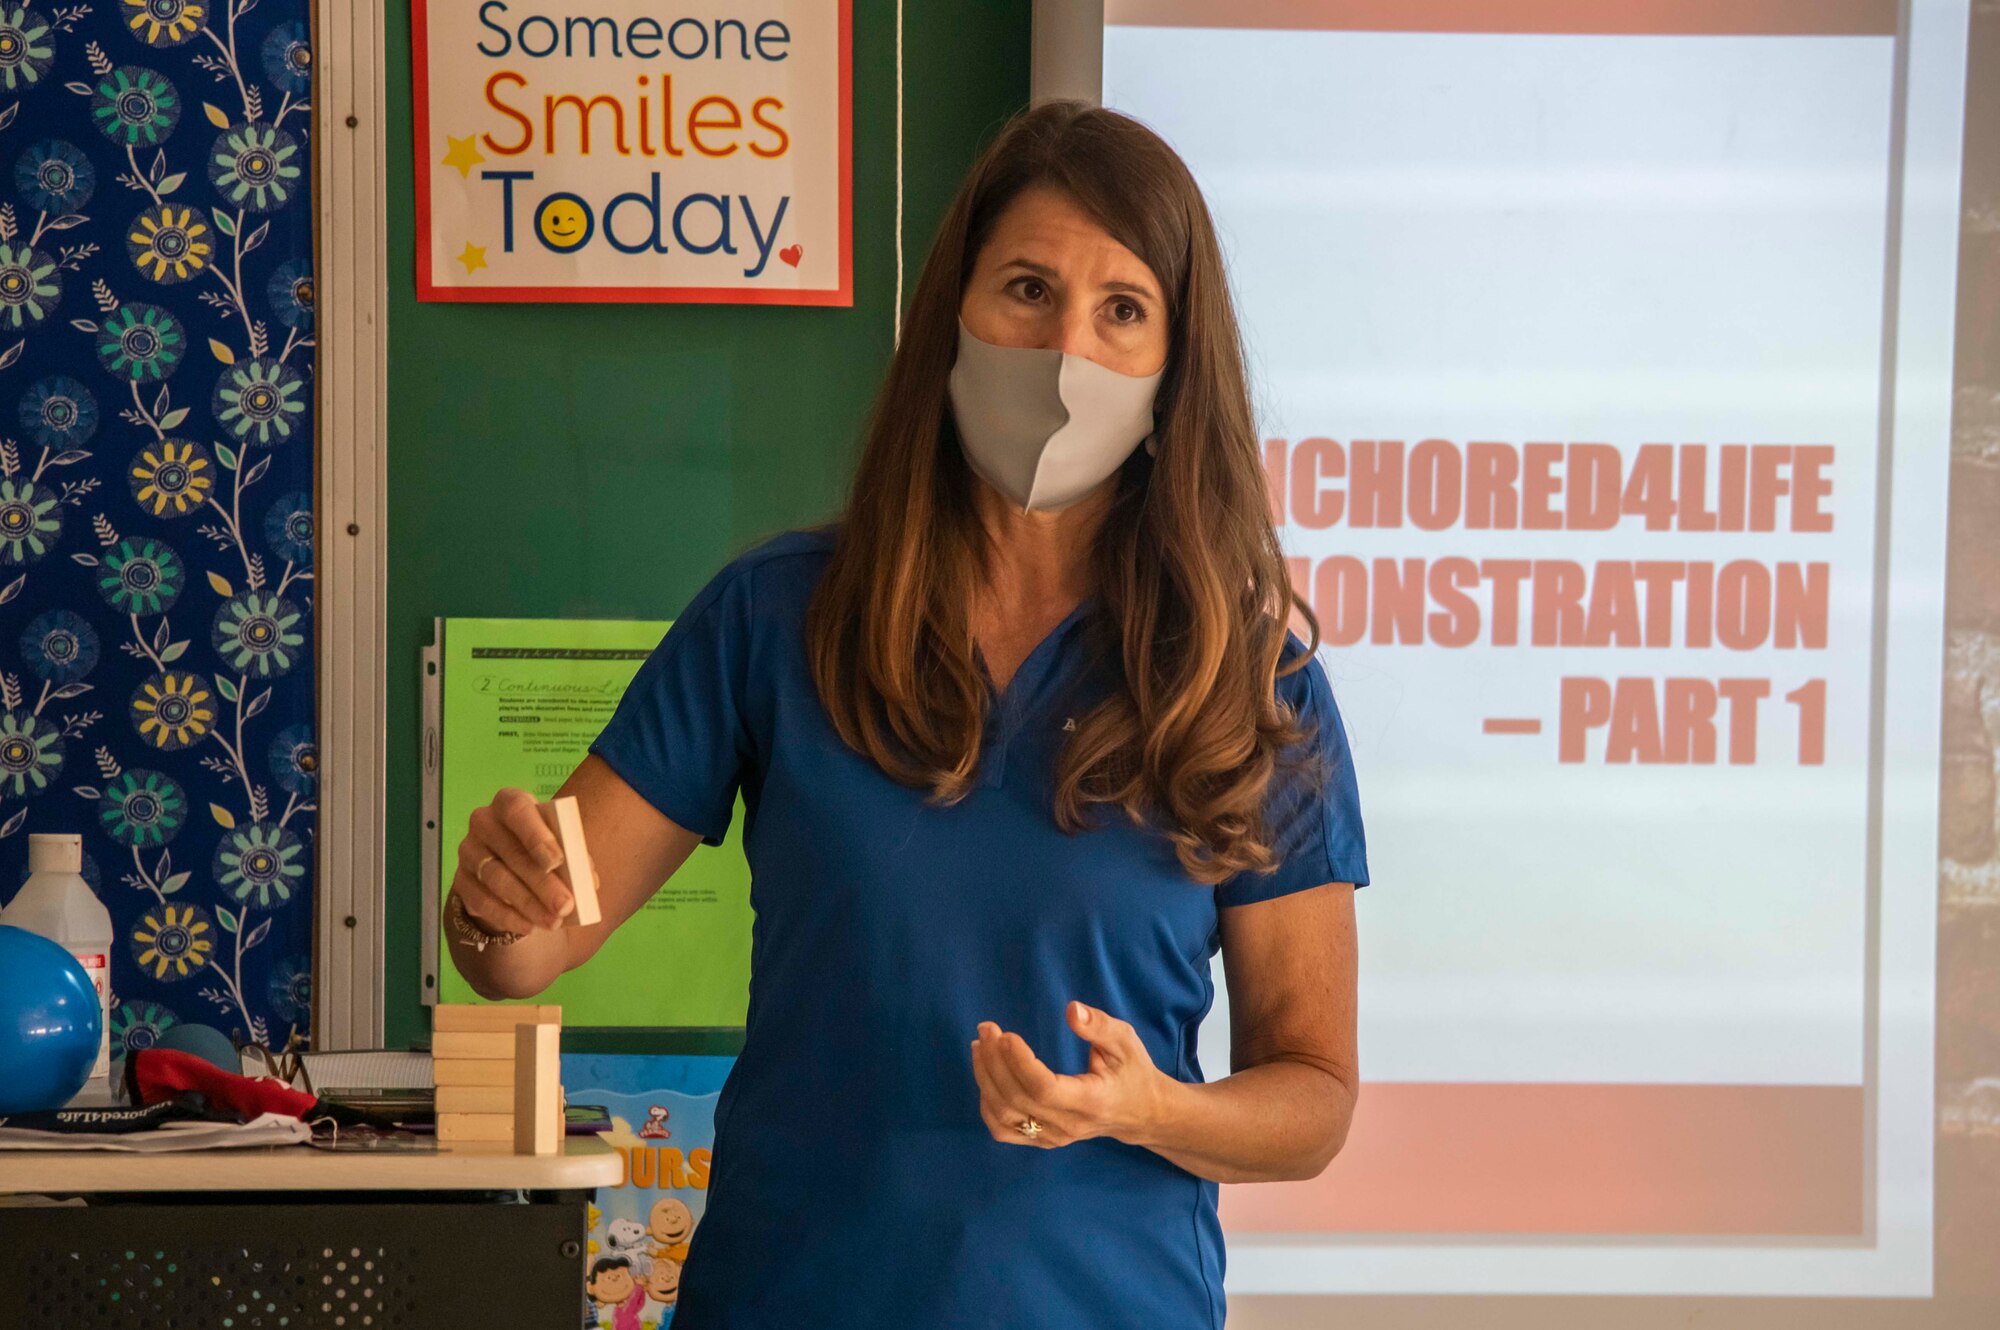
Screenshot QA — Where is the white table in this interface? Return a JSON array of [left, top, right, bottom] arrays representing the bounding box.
[[0, 1133, 622, 1194]]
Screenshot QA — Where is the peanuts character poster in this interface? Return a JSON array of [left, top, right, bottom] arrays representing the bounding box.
[[411, 0, 850, 303], [566, 1053, 732, 1328]]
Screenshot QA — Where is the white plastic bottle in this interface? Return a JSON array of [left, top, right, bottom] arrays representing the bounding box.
[[2, 833, 114, 1080]]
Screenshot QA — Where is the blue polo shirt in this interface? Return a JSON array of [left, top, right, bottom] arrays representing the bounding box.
[[588, 527, 1368, 1330]]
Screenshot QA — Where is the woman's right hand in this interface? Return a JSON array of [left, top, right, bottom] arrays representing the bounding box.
[[452, 787, 576, 934]]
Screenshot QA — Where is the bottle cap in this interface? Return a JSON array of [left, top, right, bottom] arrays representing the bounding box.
[[27, 833, 83, 873]]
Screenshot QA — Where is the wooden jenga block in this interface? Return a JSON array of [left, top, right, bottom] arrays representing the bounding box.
[[437, 1113, 514, 1143], [513, 1022, 563, 1156], [432, 1030, 518, 1060], [434, 1058, 516, 1088], [537, 796, 603, 928], [436, 1084, 515, 1114], [433, 1003, 561, 1033]]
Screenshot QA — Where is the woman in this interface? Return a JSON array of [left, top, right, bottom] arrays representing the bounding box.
[[446, 100, 1370, 1330]]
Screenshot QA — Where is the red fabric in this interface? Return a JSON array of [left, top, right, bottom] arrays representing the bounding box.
[[128, 1047, 318, 1121]]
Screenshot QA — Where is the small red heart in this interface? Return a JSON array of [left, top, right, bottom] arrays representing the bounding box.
[[778, 243, 803, 268]]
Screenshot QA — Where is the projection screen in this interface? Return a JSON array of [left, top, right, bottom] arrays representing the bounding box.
[[1041, 0, 1998, 1324]]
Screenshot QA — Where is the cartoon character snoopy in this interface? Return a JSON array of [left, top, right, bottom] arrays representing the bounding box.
[[638, 1105, 672, 1140], [605, 1217, 653, 1276]]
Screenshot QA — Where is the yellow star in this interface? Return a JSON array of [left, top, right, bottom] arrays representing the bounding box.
[[440, 133, 486, 179], [457, 242, 488, 276]]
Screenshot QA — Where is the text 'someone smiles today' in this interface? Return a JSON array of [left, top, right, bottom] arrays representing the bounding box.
[[447, 9, 810, 281]]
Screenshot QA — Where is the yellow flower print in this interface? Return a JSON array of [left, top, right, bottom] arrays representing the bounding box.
[[128, 205, 212, 282], [132, 670, 215, 750], [132, 903, 216, 980], [122, 0, 205, 48], [129, 438, 214, 516]]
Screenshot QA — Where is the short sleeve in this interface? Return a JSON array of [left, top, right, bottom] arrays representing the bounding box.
[[1214, 640, 1370, 907], [587, 558, 758, 848]]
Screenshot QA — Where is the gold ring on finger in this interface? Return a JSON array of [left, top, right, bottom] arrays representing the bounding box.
[[1017, 1117, 1043, 1139], [475, 853, 498, 884]]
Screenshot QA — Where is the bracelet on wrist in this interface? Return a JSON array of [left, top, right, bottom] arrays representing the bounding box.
[[447, 889, 524, 952]]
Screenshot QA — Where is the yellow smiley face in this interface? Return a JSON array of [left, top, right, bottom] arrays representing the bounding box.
[[537, 196, 590, 250]]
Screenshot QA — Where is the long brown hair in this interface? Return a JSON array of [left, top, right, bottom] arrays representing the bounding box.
[[803, 100, 1323, 886]]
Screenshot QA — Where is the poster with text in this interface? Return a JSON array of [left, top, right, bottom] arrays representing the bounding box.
[[1107, 0, 1963, 1299], [411, 0, 851, 303], [437, 618, 752, 1028], [568, 1053, 733, 1327]]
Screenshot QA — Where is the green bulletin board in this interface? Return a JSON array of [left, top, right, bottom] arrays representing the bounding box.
[[382, 0, 1032, 1051], [436, 618, 752, 1028]]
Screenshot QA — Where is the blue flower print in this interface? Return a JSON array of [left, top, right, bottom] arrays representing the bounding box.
[[261, 489, 311, 566], [0, 477, 63, 564], [266, 722, 315, 795], [97, 768, 186, 847], [14, 138, 95, 213], [211, 591, 302, 677], [110, 999, 179, 1055], [3, 0, 319, 1064], [266, 956, 309, 1024], [19, 608, 100, 683], [214, 821, 305, 907], [260, 19, 308, 94], [121, 0, 204, 47], [0, 5, 54, 92], [96, 302, 185, 380], [18, 374, 99, 448], [0, 241, 60, 328], [264, 258, 312, 330], [97, 537, 184, 614], [0, 708, 64, 796], [90, 66, 180, 146], [207, 121, 300, 212], [212, 355, 304, 444]]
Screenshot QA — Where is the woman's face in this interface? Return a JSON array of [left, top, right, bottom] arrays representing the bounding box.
[[958, 185, 1169, 379]]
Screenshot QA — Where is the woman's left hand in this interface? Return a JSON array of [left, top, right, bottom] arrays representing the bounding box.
[[970, 1000, 1170, 1148]]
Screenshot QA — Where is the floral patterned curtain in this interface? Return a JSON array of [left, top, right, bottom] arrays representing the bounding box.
[[0, 0, 317, 1059]]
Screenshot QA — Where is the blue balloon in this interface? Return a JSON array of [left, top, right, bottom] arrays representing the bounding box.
[[0, 924, 104, 1114]]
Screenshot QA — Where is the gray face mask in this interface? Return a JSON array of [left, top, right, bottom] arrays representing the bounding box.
[[946, 318, 1164, 513]]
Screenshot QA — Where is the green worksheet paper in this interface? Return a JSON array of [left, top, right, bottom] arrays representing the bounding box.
[[436, 618, 751, 1027]]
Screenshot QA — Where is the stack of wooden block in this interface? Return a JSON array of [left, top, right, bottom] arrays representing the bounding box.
[[433, 1003, 564, 1154]]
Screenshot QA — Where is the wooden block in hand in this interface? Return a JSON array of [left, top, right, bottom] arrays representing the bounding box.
[[536, 795, 603, 928], [432, 1030, 518, 1060], [434, 1058, 515, 1088], [433, 1003, 561, 1033], [513, 1022, 563, 1156], [437, 1112, 514, 1143], [437, 1084, 514, 1114]]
